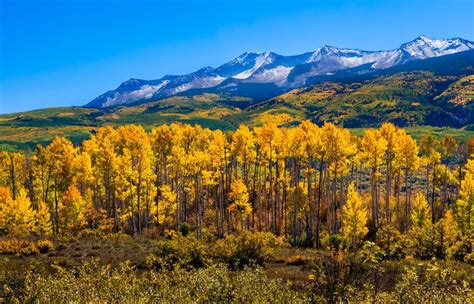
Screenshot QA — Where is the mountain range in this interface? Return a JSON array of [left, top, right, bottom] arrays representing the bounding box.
[[86, 35, 474, 108], [1, 35, 474, 151]]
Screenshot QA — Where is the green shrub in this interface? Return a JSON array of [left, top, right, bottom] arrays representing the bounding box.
[[310, 249, 355, 302], [376, 224, 407, 260], [448, 236, 473, 263], [179, 222, 191, 236], [388, 264, 472, 303], [357, 241, 385, 265], [409, 226, 440, 259], [77, 228, 102, 239], [214, 231, 276, 268], [152, 235, 209, 270], [325, 234, 347, 251]]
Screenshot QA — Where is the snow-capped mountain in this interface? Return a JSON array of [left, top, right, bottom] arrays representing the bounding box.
[[86, 35, 474, 108]]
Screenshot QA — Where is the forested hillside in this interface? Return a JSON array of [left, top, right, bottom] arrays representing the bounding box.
[[1, 70, 474, 152], [1, 122, 473, 302]]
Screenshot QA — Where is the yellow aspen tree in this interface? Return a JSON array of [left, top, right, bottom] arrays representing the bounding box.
[[151, 184, 176, 228], [342, 183, 368, 247], [44, 136, 76, 234], [300, 120, 321, 247], [361, 128, 387, 232], [301, 120, 325, 247], [117, 125, 156, 235], [254, 122, 281, 233], [411, 192, 431, 229], [32, 201, 53, 236], [440, 136, 457, 207], [0, 187, 12, 235], [420, 134, 441, 224], [228, 178, 251, 231], [0, 152, 26, 200], [394, 131, 420, 229], [150, 124, 174, 185], [456, 161, 474, 235], [84, 126, 120, 230], [207, 129, 228, 237], [380, 123, 399, 222], [0, 189, 35, 236], [61, 183, 89, 233], [230, 125, 255, 184], [190, 145, 212, 239], [72, 150, 94, 199], [410, 192, 436, 258], [436, 209, 461, 257], [285, 126, 306, 245], [321, 123, 356, 234]]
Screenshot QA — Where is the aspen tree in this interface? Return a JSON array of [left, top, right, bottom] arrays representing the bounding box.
[[0, 152, 26, 200], [394, 131, 420, 229], [456, 160, 474, 235], [361, 128, 387, 231], [228, 178, 251, 231], [342, 183, 368, 247]]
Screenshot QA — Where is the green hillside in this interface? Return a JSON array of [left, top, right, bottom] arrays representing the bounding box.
[[1, 71, 473, 151]]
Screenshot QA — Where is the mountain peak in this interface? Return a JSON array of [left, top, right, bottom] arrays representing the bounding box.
[[320, 45, 339, 52], [116, 78, 146, 91], [124, 78, 142, 83], [86, 35, 474, 108], [417, 34, 432, 41], [196, 66, 214, 73], [401, 35, 474, 59]]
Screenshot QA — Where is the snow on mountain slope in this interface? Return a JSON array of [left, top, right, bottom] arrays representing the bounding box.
[[233, 52, 276, 79], [86, 35, 474, 108], [401, 35, 474, 59], [248, 66, 294, 84], [101, 80, 170, 107]]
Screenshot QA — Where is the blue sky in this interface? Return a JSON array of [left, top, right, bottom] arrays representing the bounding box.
[[0, 0, 473, 114]]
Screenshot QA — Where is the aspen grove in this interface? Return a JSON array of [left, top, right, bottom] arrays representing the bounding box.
[[0, 122, 473, 258]]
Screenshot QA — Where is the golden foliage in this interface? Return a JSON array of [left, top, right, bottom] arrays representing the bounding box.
[[342, 183, 368, 245]]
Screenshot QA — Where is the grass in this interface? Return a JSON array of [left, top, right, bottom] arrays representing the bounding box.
[[1, 235, 472, 303]]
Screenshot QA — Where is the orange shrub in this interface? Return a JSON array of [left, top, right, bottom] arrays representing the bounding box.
[[0, 239, 39, 255], [37, 239, 54, 253]]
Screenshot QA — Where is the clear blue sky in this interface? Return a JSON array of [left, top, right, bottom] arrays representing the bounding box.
[[0, 0, 473, 114]]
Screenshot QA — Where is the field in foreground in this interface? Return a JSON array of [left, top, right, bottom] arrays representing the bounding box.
[[1, 234, 473, 303]]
